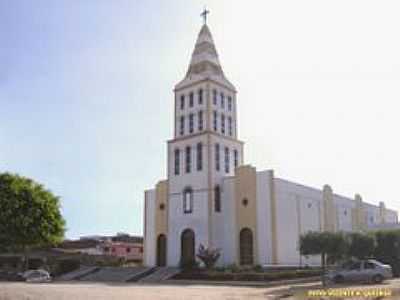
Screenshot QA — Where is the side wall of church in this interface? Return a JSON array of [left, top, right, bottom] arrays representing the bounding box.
[[274, 178, 322, 266], [333, 194, 355, 232], [386, 209, 398, 223]]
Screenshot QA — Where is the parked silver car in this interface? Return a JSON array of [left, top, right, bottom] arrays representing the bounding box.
[[325, 259, 393, 284], [21, 269, 51, 283]]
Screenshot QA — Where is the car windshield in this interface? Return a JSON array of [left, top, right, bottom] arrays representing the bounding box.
[[368, 259, 385, 266]]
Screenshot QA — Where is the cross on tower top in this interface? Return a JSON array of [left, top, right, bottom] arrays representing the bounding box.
[[200, 7, 210, 25]]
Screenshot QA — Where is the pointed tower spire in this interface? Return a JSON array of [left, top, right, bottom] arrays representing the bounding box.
[[186, 24, 223, 77], [175, 13, 235, 91]]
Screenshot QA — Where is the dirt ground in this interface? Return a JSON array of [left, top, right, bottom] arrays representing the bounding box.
[[1, 279, 399, 300]]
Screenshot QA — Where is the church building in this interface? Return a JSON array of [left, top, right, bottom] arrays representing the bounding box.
[[143, 18, 398, 267]]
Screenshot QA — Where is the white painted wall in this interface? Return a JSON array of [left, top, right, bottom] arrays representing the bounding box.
[[386, 209, 398, 223], [256, 170, 273, 265], [144, 189, 156, 266], [334, 194, 354, 232], [217, 177, 237, 265], [274, 178, 323, 266]]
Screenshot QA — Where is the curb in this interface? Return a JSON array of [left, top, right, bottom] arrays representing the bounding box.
[[164, 276, 321, 287]]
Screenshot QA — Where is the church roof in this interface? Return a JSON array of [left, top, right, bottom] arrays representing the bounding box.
[[175, 24, 236, 91]]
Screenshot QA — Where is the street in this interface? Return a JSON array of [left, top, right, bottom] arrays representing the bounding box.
[[0, 278, 399, 300]]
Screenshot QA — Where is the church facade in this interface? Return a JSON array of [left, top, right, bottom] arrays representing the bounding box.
[[143, 23, 398, 267]]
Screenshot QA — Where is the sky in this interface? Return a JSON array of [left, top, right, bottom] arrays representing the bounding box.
[[1, 1, 399, 239]]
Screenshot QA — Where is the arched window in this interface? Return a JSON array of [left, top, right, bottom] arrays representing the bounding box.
[[196, 143, 202, 171], [215, 143, 220, 171], [183, 188, 193, 214], [214, 185, 221, 212], [198, 111, 203, 131], [228, 116, 232, 136], [221, 114, 225, 134], [185, 146, 191, 173], [179, 116, 185, 136], [213, 111, 218, 131], [180, 95, 185, 110], [234, 149, 238, 168], [189, 92, 194, 107], [228, 96, 232, 111], [240, 228, 254, 265], [174, 148, 180, 175], [198, 89, 203, 105], [224, 147, 230, 173], [189, 113, 194, 133]]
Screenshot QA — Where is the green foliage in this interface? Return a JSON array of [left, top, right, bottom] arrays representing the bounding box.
[[346, 232, 375, 260], [300, 230, 400, 278], [0, 172, 66, 253], [374, 230, 400, 277], [299, 231, 347, 285], [299, 231, 347, 264], [253, 264, 263, 273]]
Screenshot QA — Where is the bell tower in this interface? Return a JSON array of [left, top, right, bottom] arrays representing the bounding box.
[[166, 13, 244, 266]]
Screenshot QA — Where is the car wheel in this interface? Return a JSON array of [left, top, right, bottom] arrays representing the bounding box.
[[372, 274, 383, 284], [334, 275, 344, 284]]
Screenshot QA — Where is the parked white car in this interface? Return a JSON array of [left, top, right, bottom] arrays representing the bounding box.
[[22, 269, 51, 283], [325, 259, 393, 284]]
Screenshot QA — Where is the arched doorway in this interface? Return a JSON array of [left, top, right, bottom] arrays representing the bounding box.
[[156, 234, 167, 266], [239, 228, 254, 265], [181, 229, 195, 266]]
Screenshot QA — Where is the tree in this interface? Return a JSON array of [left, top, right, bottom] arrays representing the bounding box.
[[346, 232, 375, 260], [374, 230, 400, 277], [0, 172, 65, 269], [196, 244, 221, 269], [299, 231, 347, 285]]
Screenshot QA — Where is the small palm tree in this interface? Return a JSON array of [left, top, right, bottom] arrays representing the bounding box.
[[196, 244, 221, 269]]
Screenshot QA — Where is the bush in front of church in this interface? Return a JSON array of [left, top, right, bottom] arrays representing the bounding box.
[[196, 244, 221, 270]]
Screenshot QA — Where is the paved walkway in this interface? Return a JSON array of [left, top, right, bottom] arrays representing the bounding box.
[[0, 282, 272, 300], [1, 278, 399, 300]]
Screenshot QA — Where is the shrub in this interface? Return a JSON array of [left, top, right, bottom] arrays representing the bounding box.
[[374, 230, 400, 277], [253, 264, 263, 273], [196, 244, 221, 269], [226, 263, 240, 273], [346, 232, 375, 260]]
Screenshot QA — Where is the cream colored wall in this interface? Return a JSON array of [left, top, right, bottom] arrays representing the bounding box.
[[234, 165, 258, 265], [155, 180, 168, 238], [352, 194, 367, 231]]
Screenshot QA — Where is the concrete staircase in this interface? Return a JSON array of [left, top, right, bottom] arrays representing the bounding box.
[[138, 267, 180, 283], [57, 266, 99, 281], [78, 267, 150, 282]]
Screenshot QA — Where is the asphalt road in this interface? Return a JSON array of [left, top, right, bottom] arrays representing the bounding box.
[[0, 278, 399, 300]]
